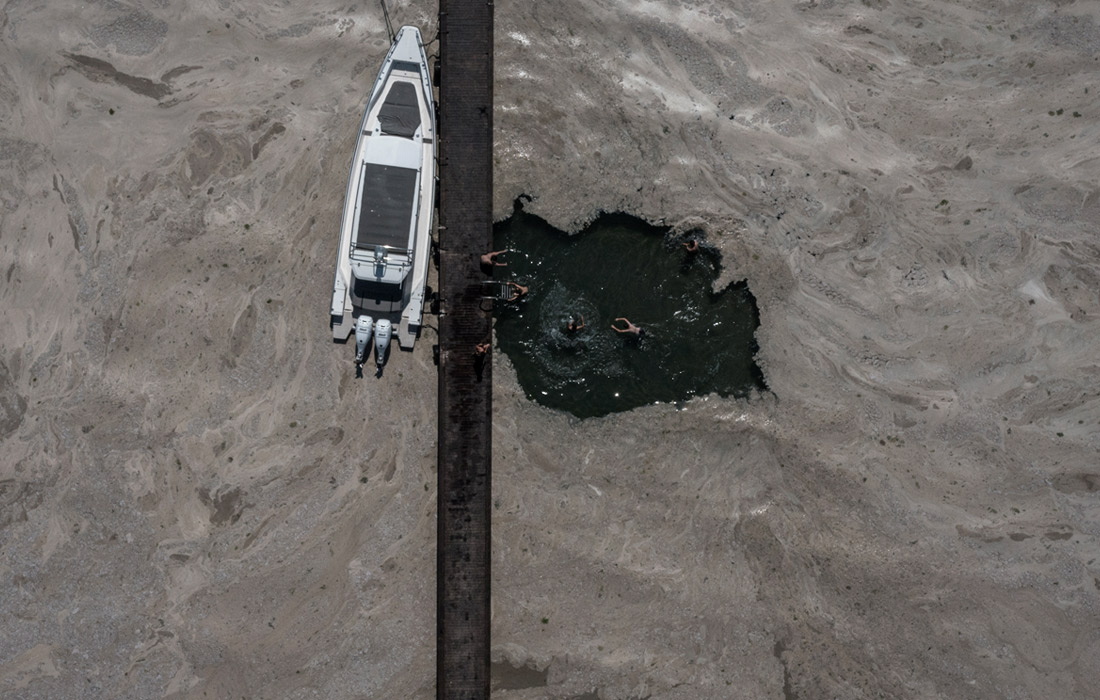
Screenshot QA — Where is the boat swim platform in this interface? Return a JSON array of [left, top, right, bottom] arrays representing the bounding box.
[[436, 1, 493, 699]]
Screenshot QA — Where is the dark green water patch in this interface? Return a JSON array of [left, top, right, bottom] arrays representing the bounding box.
[[493, 204, 765, 418]]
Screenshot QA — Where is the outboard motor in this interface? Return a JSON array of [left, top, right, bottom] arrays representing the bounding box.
[[354, 315, 374, 365], [373, 318, 392, 368]]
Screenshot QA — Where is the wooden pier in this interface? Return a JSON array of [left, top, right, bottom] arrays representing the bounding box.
[[435, 1, 493, 698]]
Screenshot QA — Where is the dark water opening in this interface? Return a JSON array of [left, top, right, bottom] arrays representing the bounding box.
[[493, 202, 766, 418], [490, 660, 549, 691]]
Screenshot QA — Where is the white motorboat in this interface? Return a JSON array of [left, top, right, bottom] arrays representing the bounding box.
[[331, 25, 436, 367]]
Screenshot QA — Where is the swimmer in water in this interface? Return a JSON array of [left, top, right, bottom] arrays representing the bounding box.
[[565, 314, 585, 333], [683, 238, 699, 253], [480, 250, 509, 272], [505, 281, 528, 301], [611, 317, 645, 338]]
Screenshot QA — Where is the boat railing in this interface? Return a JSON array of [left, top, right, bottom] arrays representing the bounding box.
[[350, 243, 412, 258]]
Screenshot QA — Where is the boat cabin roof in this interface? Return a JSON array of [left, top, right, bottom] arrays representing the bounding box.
[[354, 163, 418, 251]]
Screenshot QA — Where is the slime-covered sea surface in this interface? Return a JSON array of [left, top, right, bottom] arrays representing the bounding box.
[[492, 206, 765, 418]]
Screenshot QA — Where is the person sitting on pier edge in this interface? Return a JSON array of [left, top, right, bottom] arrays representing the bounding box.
[[480, 249, 508, 273], [611, 317, 645, 338], [473, 342, 490, 381]]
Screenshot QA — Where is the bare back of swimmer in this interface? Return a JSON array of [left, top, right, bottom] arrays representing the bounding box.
[[505, 281, 528, 301], [480, 250, 508, 272], [611, 317, 645, 337]]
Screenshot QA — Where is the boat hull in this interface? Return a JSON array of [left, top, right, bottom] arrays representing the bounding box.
[[331, 26, 436, 351]]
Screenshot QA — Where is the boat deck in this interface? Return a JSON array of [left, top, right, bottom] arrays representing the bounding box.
[[350, 278, 404, 315]]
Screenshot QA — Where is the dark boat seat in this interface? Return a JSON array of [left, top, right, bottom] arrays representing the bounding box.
[[378, 82, 421, 138]]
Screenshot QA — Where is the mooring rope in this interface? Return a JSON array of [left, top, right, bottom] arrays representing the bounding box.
[[380, 0, 396, 42]]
